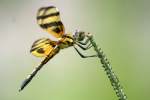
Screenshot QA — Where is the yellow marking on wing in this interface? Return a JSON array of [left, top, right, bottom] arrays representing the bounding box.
[[30, 38, 57, 57], [37, 6, 65, 38], [45, 8, 58, 15], [31, 44, 53, 57], [38, 9, 45, 16], [42, 16, 60, 25], [37, 19, 42, 25]]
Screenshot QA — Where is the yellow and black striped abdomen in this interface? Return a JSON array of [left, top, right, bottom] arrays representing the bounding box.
[[30, 38, 57, 57], [37, 6, 65, 38]]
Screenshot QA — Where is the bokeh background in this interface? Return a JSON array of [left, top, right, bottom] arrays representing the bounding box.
[[0, 0, 150, 100]]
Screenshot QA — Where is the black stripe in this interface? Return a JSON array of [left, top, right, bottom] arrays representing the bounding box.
[[37, 48, 45, 53], [37, 12, 59, 20], [38, 6, 55, 12], [30, 47, 38, 52], [63, 35, 73, 39], [37, 6, 56, 18], [35, 39, 50, 44], [34, 38, 49, 44], [45, 6, 56, 10], [32, 41, 50, 48], [31, 42, 50, 52], [40, 21, 63, 29], [52, 27, 61, 33], [32, 39, 49, 47], [38, 7, 45, 12], [30, 46, 43, 53]]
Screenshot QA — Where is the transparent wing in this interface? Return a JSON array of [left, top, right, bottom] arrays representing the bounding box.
[[37, 6, 65, 38], [30, 38, 57, 57]]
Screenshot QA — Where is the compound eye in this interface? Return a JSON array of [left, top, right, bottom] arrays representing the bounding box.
[[79, 31, 84, 37], [78, 31, 85, 41]]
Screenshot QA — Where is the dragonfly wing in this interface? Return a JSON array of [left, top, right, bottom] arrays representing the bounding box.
[[30, 38, 57, 57], [37, 6, 65, 38]]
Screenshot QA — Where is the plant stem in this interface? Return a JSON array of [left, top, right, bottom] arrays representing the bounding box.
[[88, 34, 127, 100]]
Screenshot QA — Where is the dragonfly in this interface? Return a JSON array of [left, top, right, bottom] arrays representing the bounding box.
[[19, 5, 127, 100], [19, 6, 97, 91]]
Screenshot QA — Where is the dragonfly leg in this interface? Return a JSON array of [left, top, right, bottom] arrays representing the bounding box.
[[77, 37, 90, 45], [73, 45, 97, 58], [76, 42, 92, 50]]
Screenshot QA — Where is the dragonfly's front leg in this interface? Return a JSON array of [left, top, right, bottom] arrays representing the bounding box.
[[73, 45, 97, 58], [76, 42, 92, 50], [76, 35, 93, 50], [77, 32, 93, 44], [77, 37, 90, 45]]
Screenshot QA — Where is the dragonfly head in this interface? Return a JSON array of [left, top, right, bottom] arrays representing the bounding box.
[[73, 30, 86, 42]]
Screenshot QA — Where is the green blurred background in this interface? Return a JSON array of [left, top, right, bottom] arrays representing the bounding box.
[[0, 0, 150, 100]]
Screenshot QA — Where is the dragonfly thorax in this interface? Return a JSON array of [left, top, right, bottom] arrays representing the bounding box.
[[58, 34, 74, 49]]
